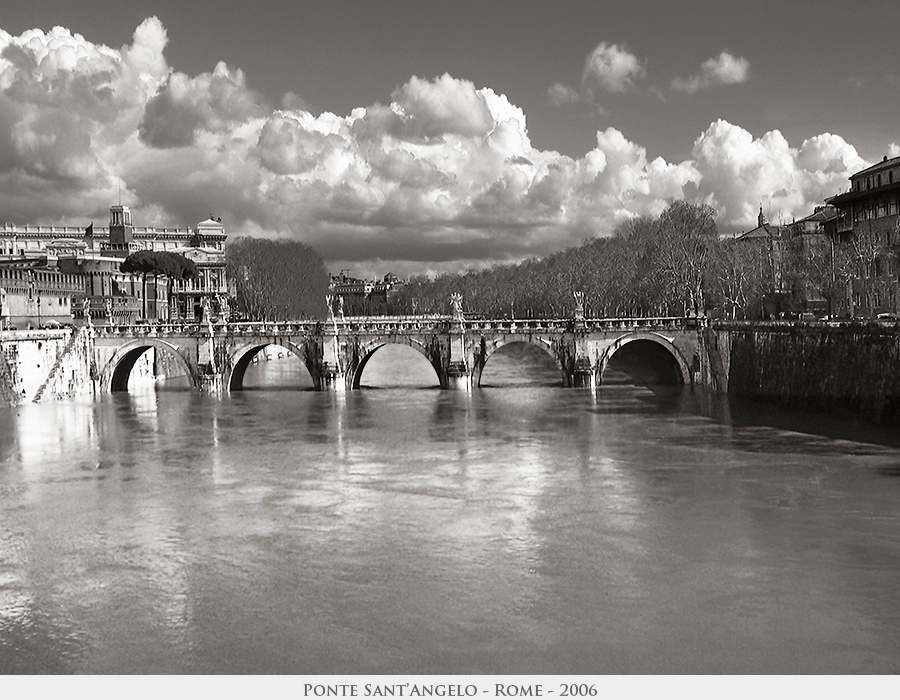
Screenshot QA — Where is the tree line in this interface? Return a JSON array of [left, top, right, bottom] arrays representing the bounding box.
[[225, 237, 329, 320], [386, 200, 900, 320]]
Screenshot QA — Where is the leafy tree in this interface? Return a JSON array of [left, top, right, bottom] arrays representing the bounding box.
[[120, 249, 197, 279], [225, 237, 329, 320], [120, 250, 197, 319]]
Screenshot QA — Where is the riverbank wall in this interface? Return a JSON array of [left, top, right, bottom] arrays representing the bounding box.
[[0, 329, 95, 405], [711, 321, 900, 425]]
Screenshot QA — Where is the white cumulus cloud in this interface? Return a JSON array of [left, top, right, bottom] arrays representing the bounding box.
[[581, 42, 646, 97], [691, 120, 864, 227], [672, 52, 750, 93], [0, 19, 880, 273]]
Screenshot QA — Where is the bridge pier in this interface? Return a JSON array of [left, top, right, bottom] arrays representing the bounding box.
[[198, 373, 225, 393], [320, 363, 346, 391], [571, 317, 596, 390], [570, 357, 596, 390], [446, 361, 472, 391], [320, 320, 347, 391], [445, 304, 472, 391]]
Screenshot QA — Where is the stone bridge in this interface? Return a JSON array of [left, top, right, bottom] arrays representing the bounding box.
[[90, 312, 712, 393]]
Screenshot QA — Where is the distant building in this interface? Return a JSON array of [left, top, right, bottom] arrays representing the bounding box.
[[0, 206, 231, 326], [782, 205, 839, 315], [826, 155, 900, 241], [0, 257, 82, 329], [329, 271, 405, 313], [734, 207, 787, 293], [825, 155, 900, 317]]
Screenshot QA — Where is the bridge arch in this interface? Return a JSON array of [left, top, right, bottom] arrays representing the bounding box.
[[477, 336, 566, 387], [101, 338, 198, 393], [597, 331, 690, 386], [351, 336, 442, 389], [226, 341, 313, 391]]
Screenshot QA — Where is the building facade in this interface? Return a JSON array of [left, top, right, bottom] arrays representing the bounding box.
[[0, 206, 231, 327], [825, 155, 900, 317]]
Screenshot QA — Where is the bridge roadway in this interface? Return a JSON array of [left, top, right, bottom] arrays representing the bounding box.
[[90, 314, 711, 392]]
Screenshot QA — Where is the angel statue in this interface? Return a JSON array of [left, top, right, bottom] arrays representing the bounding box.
[[450, 292, 464, 320], [325, 294, 334, 321], [202, 297, 214, 335], [573, 290, 585, 311]]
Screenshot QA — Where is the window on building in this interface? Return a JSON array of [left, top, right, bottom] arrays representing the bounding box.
[[878, 174, 882, 187]]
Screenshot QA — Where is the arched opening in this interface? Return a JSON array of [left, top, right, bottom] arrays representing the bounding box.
[[109, 345, 193, 393], [480, 341, 562, 387], [354, 343, 440, 389], [229, 344, 314, 391], [601, 339, 683, 388]]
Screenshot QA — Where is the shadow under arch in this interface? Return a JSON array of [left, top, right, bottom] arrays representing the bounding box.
[[227, 341, 314, 391], [102, 338, 198, 393], [597, 331, 689, 386], [352, 337, 442, 389], [477, 337, 565, 387]]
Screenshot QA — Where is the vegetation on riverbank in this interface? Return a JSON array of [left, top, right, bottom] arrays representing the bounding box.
[[226, 238, 330, 320]]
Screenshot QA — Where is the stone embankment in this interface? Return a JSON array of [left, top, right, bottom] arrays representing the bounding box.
[[710, 320, 900, 425], [0, 329, 95, 405]]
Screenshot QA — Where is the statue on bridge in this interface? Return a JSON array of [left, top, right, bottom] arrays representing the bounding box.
[[573, 290, 585, 319], [325, 294, 334, 322], [202, 297, 214, 336], [451, 292, 464, 321], [83, 297, 92, 327], [217, 294, 230, 323], [105, 298, 113, 326]]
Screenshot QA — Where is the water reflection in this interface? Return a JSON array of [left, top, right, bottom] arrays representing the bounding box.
[[1, 353, 899, 673]]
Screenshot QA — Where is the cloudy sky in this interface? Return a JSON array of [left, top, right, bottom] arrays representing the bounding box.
[[2, 1, 899, 276]]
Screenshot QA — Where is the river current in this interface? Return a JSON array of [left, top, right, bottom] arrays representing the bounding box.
[[1, 344, 899, 674]]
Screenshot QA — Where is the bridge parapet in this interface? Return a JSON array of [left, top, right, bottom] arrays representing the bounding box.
[[583, 316, 705, 331], [93, 322, 205, 338], [341, 317, 450, 334], [465, 318, 570, 333], [221, 321, 320, 336]]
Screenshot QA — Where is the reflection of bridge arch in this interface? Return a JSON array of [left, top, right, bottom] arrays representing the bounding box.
[[478, 337, 566, 387], [227, 341, 313, 390], [352, 336, 441, 389], [101, 339, 197, 393], [597, 332, 690, 385]]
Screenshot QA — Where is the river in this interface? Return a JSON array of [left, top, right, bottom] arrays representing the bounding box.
[[1, 344, 899, 674]]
